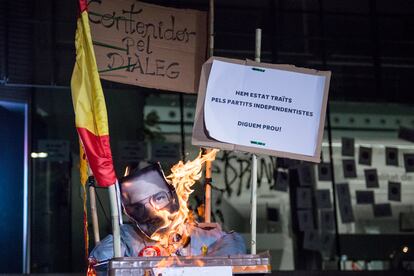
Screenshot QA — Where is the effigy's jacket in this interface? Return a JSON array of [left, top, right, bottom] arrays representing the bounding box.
[[90, 222, 246, 262]]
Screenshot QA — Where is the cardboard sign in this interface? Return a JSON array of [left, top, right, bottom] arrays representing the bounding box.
[[192, 57, 331, 162], [89, 0, 207, 93]]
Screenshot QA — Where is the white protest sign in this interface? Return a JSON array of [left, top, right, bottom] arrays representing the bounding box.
[[193, 57, 331, 162], [153, 266, 232, 276], [205, 60, 326, 156]]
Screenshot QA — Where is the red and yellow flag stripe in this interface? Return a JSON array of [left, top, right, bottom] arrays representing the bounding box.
[[71, 0, 116, 187]]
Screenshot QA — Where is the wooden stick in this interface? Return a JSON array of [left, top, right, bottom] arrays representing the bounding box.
[[208, 0, 214, 58], [251, 28, 262, 255], [89, 185, 100, 244], [204, 155, 212, 223], [108, 184, 121, 257], [204, 0, 215, 223], [251, 153, 258, 255]]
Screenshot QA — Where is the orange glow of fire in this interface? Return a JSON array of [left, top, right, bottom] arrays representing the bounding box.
[[194, 259, 205, 267], [156, 256, 183, 268], [150, 149, 219, 254], [156, 256, 205, 270]]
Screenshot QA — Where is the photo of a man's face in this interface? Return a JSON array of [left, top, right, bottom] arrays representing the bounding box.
[[120, 163, 179, 238]]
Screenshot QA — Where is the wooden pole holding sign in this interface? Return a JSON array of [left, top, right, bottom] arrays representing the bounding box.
[[208, 0, 215, 58], [204, 153, 212, 223], [108, 184, 121, 257], [204, 0, 215, 223], [250, 28, 262, 255], [255, 29, 262, 63], [251, 159, 258, 255], [89, 185, 100, 244], [86, 172, 101, 245]]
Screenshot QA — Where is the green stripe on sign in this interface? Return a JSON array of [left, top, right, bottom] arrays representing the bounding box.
[[98, 64, 132, 73], [252, 67, 265, 72], [93, 41, 127, 52], [250, 140, 266, 146]]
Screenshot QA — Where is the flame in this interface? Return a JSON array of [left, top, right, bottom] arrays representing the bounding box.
[[156, 256, 183, 268], [87, 259, 97, 276], [194, 259, 205, 267], [156, 256, 205, 270], [150, 149, 219, 254]]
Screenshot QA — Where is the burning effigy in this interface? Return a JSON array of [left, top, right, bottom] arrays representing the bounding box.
[[89, 149, 246, 269]]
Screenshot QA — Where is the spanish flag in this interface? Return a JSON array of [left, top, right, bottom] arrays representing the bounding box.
[[71, 0, 116, 187]]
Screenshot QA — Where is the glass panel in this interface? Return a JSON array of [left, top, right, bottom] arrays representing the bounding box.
[[329, 101, 414, 270], [31, 87, 147, 272], [0, 100, 27, 273]]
